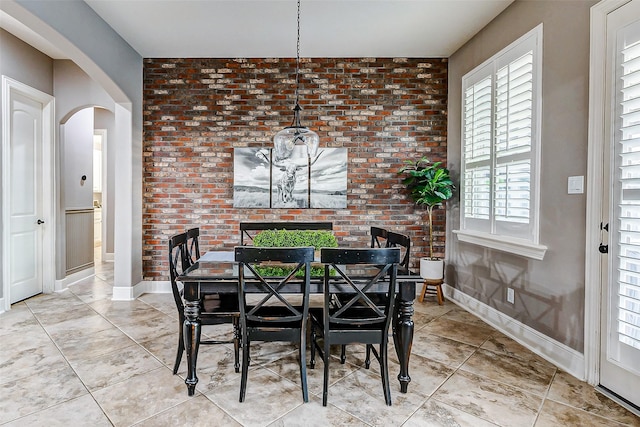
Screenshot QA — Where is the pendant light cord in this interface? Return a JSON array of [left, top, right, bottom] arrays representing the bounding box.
[[295, 0, 301, 106]]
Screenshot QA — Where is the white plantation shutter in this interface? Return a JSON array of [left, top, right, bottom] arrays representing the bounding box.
[[495, 52, 534, 158], [464, 166, 491, 220], [494, 161, 530, 223], [461, 26, 541, 243], [463, 74, 493, 228], [616, 37, 640, 350], [464, 76, 493, 163]]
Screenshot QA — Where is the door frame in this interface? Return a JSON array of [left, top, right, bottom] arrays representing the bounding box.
[[1, 76, 56, 311], [94, 128, 109, 262], [585, 0, 633, 385]]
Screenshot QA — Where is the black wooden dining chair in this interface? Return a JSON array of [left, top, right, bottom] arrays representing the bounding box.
[[168, 232, 240, 375], [368, 230, 411, 365], [341, 228, 410, 360], [234, 246, 314, 403], [332, 227, 407, 364], [310, 247, 400, 406]]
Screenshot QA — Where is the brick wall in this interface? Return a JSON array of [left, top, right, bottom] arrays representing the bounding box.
[[143, 58, 448, 280]]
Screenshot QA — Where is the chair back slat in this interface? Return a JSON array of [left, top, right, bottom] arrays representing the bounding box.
[[322, 247, 399, 265], [186, 227, 200, 265]]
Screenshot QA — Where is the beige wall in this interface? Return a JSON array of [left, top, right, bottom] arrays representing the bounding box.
[[446, 0, 597, 352]]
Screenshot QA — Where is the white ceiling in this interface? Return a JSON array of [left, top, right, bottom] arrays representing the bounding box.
[[80, 0, 514, 58], [1, 0, 514, 60]]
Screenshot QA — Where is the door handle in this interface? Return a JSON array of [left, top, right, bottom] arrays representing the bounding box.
[[37, 219, 45, 225], [599, 243, 608, 254]]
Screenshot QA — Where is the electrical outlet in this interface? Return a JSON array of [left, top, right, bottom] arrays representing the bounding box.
[[507, 288, 515, 304]]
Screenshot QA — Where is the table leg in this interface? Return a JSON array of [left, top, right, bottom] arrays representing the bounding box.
[[393, 282, 414, 393], [183, 299, 201, 396]]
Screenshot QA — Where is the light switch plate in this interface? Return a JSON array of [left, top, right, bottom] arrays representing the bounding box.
[[568, 176, 584, 194]]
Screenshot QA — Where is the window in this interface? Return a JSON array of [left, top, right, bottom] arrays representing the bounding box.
[[455, 25, 547, 260]]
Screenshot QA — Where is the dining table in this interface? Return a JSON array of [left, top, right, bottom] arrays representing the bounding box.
[[177, 250, 421, 396]]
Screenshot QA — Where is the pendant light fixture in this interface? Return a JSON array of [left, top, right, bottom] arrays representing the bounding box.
[[273, 0, 319, 161]]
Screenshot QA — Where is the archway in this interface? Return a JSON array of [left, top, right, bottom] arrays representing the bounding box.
[[1, 1, 141, 300]]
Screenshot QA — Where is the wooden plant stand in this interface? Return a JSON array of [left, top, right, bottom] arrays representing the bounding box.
[[419, 278, 444, 305]]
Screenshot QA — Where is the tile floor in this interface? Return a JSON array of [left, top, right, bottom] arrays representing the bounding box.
[[1, 261, 639, 426]]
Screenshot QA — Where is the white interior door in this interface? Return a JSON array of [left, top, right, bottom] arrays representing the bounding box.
[[600, 0, 640, 408], [8, 92, 44, 303]]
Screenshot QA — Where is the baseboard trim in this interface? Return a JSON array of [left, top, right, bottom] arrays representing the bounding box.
[[145, 280, 171, 294], [445, 285, 585, 380], [55, 267, 96, 291], [112, 280, 171, 301], [112, 282, 144, 300]]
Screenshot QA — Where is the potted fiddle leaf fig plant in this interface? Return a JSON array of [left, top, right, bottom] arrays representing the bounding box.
[[398, 156, 455, 280]]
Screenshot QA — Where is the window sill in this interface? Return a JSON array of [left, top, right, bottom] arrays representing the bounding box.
[[453, 229, 547, 260]]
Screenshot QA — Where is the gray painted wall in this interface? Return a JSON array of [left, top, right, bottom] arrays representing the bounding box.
[[446, 0, 597, 352], [13, 1, 141, 105], [0, 34, 119, 284], [55, 60, 115, 123], [6, 0, 143, 286], [54, 60, 118, 276], [0, 29, 53, 94], [62, 107, 94, 210]]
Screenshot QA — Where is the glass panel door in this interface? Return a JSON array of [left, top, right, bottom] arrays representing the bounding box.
[[601, 0, 640, 408]]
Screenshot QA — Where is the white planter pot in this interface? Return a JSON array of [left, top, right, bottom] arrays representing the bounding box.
[[419, 258, 444, 280]]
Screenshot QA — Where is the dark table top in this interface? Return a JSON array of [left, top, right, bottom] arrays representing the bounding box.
[[177, 251, 421, 296]]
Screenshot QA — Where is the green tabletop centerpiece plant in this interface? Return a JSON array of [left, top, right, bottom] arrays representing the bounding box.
[[253, 229, 338, 277], [398, 156, 455, 280]]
